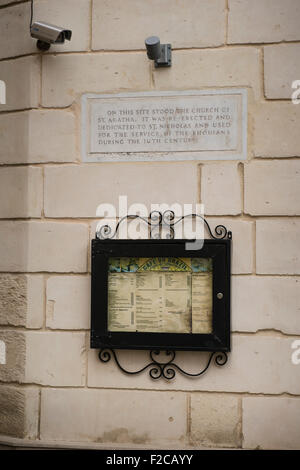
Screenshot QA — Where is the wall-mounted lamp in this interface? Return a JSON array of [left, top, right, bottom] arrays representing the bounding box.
[[145, 36, 172, 67]]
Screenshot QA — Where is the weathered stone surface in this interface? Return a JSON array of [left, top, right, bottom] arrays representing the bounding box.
[[0, 3, 33, 59], [87, 334, 300, 394], [0, 330, 25, 382], [243, 397, 300, 450], [0, 112, 28, 164], [0, 275, 27, 326], [0, 386, 25, 438], [44, 163, 198, 217], [264, 44, 300, 99], [42, 53, 150, 107], [0, 275, 43, 328], [228, 0, 300, 44], [0, 110, 77, 164], [92, 0, 225, 50], [0, 166, 43, 218], [190, 393, 241, 448], [207, 218, 253, 274], [202, 163, 242, 215], [232, 276, 300, 334], [153, 48, 261, 100], [244, 161, 300, 215], [28, 109, 77, 163], [46, 275, 90, 330], [0, 221, 88, 273], [0, 221, 28, 272], [26, 275, 44, 329], [256, 219, 300, 274], [253, 102, 300, 157], [40, 388, 187, 445], [25, 332, 86, 386], [0, 56, 40, 112], [0, 386, 39, 439]]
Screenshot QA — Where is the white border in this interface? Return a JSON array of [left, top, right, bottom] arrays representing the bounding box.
[[81, 89, 247, 163]]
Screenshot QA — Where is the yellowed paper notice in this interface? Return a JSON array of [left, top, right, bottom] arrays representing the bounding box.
[[108, 271, 191, 333], [107, 273, 136, 331], [162, 272, 191, 333], [108, 257, 213, 334], [191, 272, 213, 333], [135, 272, 163, 332]]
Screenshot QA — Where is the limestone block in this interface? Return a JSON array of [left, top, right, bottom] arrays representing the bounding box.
[[264, 44, 300, 99], [244, 161, 300, 215], [0, 221, 88, 273], [228, 0, 300, 44], [0, 274, 44, 328], [207, 218, 253, 274], [0, 330, 25, 382], [232, 276, 300, 334], [153, 48, 261, 100], [28, 109, 77, 163], [92, 0, 225, 50], [243, 397, 300, 449], [87, 334, 300, 394], [40, 388, 187, 445], [0, 166, 42, 218], [42, 53, 150, 107], [44, 163, 198, 217], [253, 102, 300, 158], [256, 219, 300, 274], [0, 386, 39, 439], [202, 163, 242, 215], [0, 3, 33, 59], [0, 110, 77, 164], [0, 56, 40, 111], [46, 275, 90, 329], [25, 331, 86, 386], [190, 393, 241, 448]]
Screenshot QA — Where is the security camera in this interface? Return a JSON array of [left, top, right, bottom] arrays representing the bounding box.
[[145, 36, 172, 67], [30, 21, 72, 51]]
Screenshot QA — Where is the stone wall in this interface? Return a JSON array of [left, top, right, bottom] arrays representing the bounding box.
[[0, 0, 299, 449]]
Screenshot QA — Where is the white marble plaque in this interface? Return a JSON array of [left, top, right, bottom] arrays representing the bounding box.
[[81, 89, 247, 162]]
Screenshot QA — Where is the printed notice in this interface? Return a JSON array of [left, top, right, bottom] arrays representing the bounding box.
[[108, 271, 191, 333], [82, 90, 247, 162], [107, 257, 212, 334], [107, 273, 136, 331], [191, 272, 213, 334]]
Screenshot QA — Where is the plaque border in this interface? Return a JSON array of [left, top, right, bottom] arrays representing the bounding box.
[[81, 88, 247, 162]]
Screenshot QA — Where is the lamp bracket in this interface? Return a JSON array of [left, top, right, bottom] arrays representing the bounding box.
[[155, 44, 172, 67]]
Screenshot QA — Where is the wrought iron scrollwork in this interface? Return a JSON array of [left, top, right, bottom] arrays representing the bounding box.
[[99, 349, 228, 380], [96, 210, 231, 241], [96, 211, 230, 380]]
